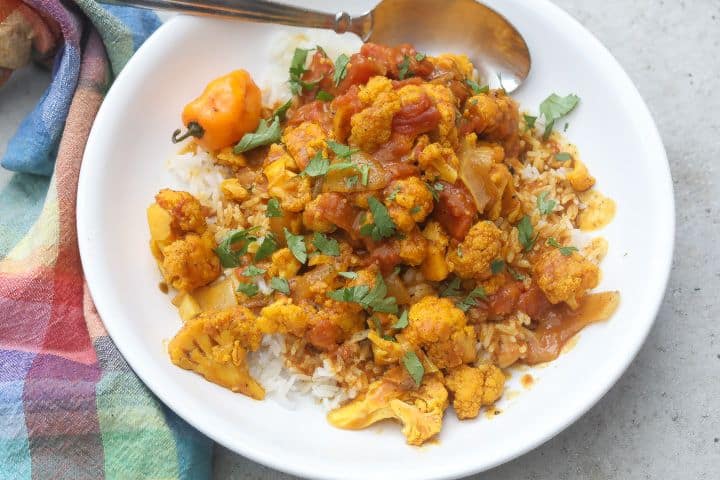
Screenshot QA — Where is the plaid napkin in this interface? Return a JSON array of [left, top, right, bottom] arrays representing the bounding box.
[[0, 1, 213, 478]]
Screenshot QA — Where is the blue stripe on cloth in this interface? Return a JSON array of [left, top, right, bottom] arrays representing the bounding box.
[[162, 405, 213, 480], [0, 350, 36, 480]]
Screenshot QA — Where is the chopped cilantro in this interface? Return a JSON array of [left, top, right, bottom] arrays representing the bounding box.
[[524, 114, 537, 129], [273, 99, 292, 121], [456, 287, 487, 312], [236, 282, 259, 297], [555, 152, 572, 162], [414, 52, 426, 61], [410, 205, 421, 215], [214, 227, 259, 267], [402, 351, 424, 386], [241, 265, 266, 277], [327, 272, 398, 314], [537, 191, 557, 216], [338, 271, 358, 279], [546, 237, 579, 256], [393, 310, 409, 329], [333, 53, 350, 86], [517, 215, 536, 252], [284, 228, 307, 264], [440, 277, 462, 297], [387, 187, 401, 201], [234, 117, 281, 153], [507, 266, 526, 281], [425, 181, 444, 201], [266, 197, 283, 217], [269, 276, 290, 295], [491, 259, 506, 274], [539, 93, 580, 140], [397, 55, 412, 80], [371, 316, 383, 336], [359, 197, 396, 241], [327, 140, 359, 158], [345, 175, 359, 188], [254, 233, 278, 261], [302, 151, 330, 177], [312, 232, 340, 256], [465, 79, 489, 94], [288, 47, 318, 94], [316, 90, 334, 101]]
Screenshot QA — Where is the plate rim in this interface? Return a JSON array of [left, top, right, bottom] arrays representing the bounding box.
[[77, 2, 674, 479]]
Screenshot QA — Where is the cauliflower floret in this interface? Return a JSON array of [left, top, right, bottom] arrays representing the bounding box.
[[267, 247, 302, 279], [397, 227, 428, 266], [421, 83, 458, 145], [445, 364, 505, 419], [168, 306, 264, 400], [302, 194, 337, 233], [368, 330, 405, 366], [532, 248, 599, 309], [264, 159, 312, 213], [154, 189, 206, 237], [385, 177, 434, 232], [421, 221, 450, 281], [349, 87, 401, 152], [446, 220, 503, 280], [566, 158, 596, 192], [282, 121, 327, 170], [463, 90, 519, 143], [257, 298, 309, 337], [220, 178, 250, 202], [405, 296, 476, 369], [327, 368, 449, 446], [418, 142, 459, 183], [214, 147, 247, 169], [357, 75, 394, 105], [160, 231, 221, 292]]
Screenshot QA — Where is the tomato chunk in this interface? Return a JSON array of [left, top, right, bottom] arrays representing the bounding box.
[[433, 181, 476, 240]]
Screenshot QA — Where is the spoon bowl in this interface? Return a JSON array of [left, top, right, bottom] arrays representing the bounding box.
[[100, 0, 531, 91]]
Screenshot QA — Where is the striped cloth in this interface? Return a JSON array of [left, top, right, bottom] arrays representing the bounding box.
[[0, 1, 213, 478]]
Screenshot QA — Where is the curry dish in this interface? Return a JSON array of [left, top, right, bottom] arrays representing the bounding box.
[[147, 41, 619, 445]]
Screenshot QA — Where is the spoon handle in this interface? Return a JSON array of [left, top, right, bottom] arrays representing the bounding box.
[[100, 0, 372, 39]]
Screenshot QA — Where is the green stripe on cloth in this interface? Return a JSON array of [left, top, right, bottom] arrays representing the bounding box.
[[0, 174, 50, 257]]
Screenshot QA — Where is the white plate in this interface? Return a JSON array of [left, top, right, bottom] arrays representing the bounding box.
[[77, 1, 674, 479]]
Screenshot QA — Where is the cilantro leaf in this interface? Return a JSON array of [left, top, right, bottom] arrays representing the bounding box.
[[236, 282, 259, 297], [507, 266, 526, 281], [269, 276, 290, 294], [555, 152, 572, 162], [302, 151, 330, 177], [440, 277, 462, 297], [517, 215, 536, 252], [387, 187, 400, 201], [402, 351, 424, 386], [266, 197, 283, 217], [284, 228, 307, 264], [338, 271, 358, 279], [371, 316, 383, 336], [288, 47, 319, 94], [327, 285, 370, 303], [241, 265, 266, 277], [392, 310, 408, 329], [234, 117, 281, 153], [397, 55, 412, 80], [254, 233, 279, 261], [546, 237, 579, 256], [326, 273, 398, 314], [465, 79, 489, 94], [425, 181, 444, 202], [537, 191, 557, 216], [491, 259, 506, 274], [415, 52, 426, 61], [273, 99, 292, 121], [456, 287, 486, 312], [333, 53, 350, 86], [327, 140, 359, 158], [312, 232, 340, 256], [360, 197, 396, 241], [524, 114, 537, 129], [214, 227, 259, 267], [539, 93, 580, 140], [316, 90, 334, 101], [345, 175, 359, 188]]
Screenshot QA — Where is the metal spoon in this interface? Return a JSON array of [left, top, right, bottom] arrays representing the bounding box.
[[101, 0, 530, 91]]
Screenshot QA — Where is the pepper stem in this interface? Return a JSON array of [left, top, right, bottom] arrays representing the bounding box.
[[171, 121, 205, 143]]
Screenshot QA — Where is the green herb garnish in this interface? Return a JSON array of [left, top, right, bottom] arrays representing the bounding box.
[[284, 228, 307, 264], [507, 266, 526, 281], [440, 277, 462, 297], [359, 197, 396, 241], [392, 310, 409, 329], [236, 282, 259, 297], [539, 93, 580, 140], [402, 351, 424, 386], [214, 227, 259, 267], [555, 152, 572, 162], [517, 215, 536, 252], [327, 272, 398, 314], [312, 232, 340, 256], [327, 140, 359, 158], [242, 265, 266, 277], [266, 197, 283, 217], [316, 90, 334, 101], [414, 52, 426, 61], [302, 151, 330, 177], [524, 114, 537, 129], [465, 79, 489, 95], [456, 287, 487, 312], [371, 316, 383, 336], [333, 53, 350, 86], [269, 276, 290, 294], [546, 237, 579, 256], [273, 99, 292, 121], [254, 233, 279, 261], [289, 47, 319, 94], [397, 55, 412, 80], [537, 191, 557, 216], [491, 259, 506, 274], [234, 118, 281, 153]]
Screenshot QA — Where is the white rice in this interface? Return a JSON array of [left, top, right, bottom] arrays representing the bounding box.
[[167, 30, 363, 410]]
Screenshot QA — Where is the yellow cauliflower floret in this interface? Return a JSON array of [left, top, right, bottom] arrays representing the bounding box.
[[421, 83, 457, 145], [168, 306, 264, 400], [214, 147, 247, 169], [357, 75, 394, 105], [446, 220, 503, 280], [302, 194, 336, 233], [464, 91, 519, 142], [154, 189, 206, 237], [282, 121, 327, 170], [421, 221, 450, 281], [220, 178, 250, 202], [349, 89, 401, 152], [405, 296, 476, 368], [160, 231, 221, 292], [257, 299, 309, 337], [267, 247, 302, 279], [566, 158, 596, 192], [397, 227, 428, 266], [388, 373, 449, 445], [445, 364, 505, 419], [385, 177, 434, 232], [431, 54, 474, 79], [532, 248, 599, 309], [418, 142, 459, 183], [264, 159, 311, 213]]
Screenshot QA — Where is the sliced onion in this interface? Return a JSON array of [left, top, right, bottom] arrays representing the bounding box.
[[458, 143, 498, 212]]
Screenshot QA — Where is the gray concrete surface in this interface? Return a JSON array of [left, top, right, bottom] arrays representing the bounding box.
[[1, 0, 717, 478]]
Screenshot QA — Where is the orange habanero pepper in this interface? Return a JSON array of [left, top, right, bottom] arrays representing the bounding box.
[[172, 69, 262, 151]]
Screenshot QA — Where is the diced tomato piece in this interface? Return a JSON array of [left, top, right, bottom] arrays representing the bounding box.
[[337, 54, 386, 93], [286, 100, 331, 131], [433, 181, 476, 240], [373, 132, 415, 164], [392, 93, 440, 135], [517, 285, 553, 319], [315, 192, 356, 233], [486, 282, 522, 317], [367, 242, 402, 274]]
